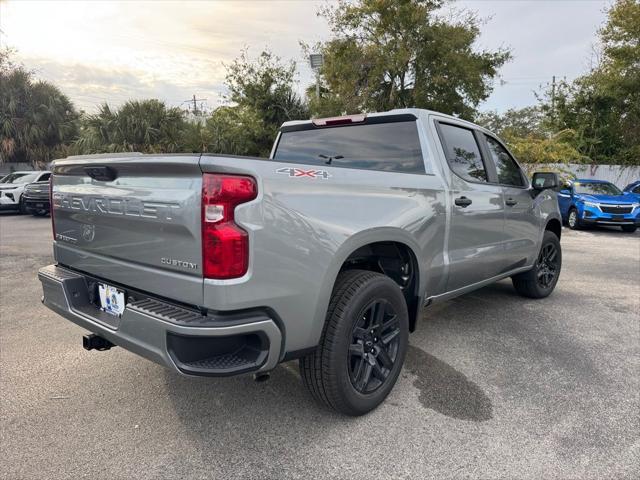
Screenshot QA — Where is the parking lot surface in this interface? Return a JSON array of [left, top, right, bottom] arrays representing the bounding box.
[[1, 213, 639, 479]]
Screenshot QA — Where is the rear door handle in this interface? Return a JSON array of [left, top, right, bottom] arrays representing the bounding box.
[[454, 196, 472, 208], [505, 198, 518, 207]]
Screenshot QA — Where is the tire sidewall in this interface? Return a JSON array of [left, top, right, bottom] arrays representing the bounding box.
[[329, 275, 409, 414]]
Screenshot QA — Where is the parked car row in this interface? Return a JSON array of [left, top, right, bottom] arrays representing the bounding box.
[[0, 171, 51, 216]]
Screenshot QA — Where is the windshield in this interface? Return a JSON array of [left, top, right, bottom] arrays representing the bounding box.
[[574, 182, 622, 196], [0, 173, 39, 184]]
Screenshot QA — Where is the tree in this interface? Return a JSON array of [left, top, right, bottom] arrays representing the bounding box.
[[475, 106, 586, 170], [311, 0, 511, 118], [181, 106, 269, 157], [475, 106, 544, 139], [540, 0, 639, 165], [74, 99, 186, 154], [224, 49, 308, 155], [0, 48, 78, 166]]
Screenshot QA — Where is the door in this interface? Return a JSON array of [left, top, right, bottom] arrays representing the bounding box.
[[557, 185, 573, 219], [482, 134, 540, 269], [435, 122, 507, 291]]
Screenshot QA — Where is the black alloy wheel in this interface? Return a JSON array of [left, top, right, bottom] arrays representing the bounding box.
[[536, 242, 559, 289], [348, 299, 400, 394]]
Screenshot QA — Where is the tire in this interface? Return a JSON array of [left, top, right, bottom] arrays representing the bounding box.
[[621, 225, 637, 233], [33, 209, 49, 217], [18, 197, 27, 214], [567, 207, 581, 230], [299, 269, 409, 416], [512, 231, 562, 299]]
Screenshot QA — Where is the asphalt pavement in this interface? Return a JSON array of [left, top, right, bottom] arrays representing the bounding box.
[[1, 212, 638, 479]]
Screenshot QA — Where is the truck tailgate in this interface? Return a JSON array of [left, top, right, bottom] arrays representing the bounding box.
[[51, 154, 203, 306]]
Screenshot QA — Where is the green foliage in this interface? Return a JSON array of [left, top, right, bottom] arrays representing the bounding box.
[[311, 0, 511, 118], [506, 132, 586, 170], [475, 107, 544, 139], [475, 106, 585, 168], [539, 0, 639, 165], [0, 48, 78, 166], [224, 49, 308, 155], [74, 100, 186, 154], [180, 106, 270, 157]]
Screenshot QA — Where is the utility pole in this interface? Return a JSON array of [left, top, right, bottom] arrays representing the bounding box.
[[183, 95, 207, 115], [551, 75, 556, 127]]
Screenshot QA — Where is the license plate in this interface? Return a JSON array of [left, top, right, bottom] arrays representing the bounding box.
[[35, 203, 44, 208], [98, 283, 126, 317]]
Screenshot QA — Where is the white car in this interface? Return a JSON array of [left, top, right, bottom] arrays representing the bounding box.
[[0, 171, 51, 213]]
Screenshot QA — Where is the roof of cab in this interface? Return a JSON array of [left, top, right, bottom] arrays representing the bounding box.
[[280, 108, 477, 130]]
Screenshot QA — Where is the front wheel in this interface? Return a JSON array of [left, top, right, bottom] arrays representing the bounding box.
[[299, 269, 409, 416], [18, 197, 28, 214], [512, 231, 562, 299], [621, 225, 637, 233], [567, 208, 581, 230]]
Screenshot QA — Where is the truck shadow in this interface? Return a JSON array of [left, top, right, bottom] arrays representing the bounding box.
[[161, 343, 492, 427], [405, 345, 493, 422]]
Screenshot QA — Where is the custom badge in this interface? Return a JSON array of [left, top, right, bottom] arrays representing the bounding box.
[[276, 167, 331, 180]]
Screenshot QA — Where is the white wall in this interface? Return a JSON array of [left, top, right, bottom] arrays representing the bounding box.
[[545, 164, 640, 188]]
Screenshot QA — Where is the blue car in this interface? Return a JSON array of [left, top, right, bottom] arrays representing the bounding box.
[[558, 179, 639, 233], [623, 180, 640, 200]]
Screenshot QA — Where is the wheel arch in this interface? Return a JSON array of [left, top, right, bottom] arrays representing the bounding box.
[[328, 230, 424, 333], [545, 217, 562, 240]]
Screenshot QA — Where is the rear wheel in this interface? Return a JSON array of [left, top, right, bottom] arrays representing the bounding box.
[[299, 270, 409, 416], [621, 225, 637, 233], [512, 231, 562, 299], [567, 208, 581, 230]]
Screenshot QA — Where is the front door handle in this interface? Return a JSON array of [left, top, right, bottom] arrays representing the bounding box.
[[505, 198, 518, 207], [454, 196, 473, 208]]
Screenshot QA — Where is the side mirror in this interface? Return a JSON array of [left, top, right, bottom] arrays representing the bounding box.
[[532, 172, 559, 191]]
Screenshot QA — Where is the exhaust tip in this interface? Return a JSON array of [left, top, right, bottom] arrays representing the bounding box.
[[253, 372, 270, 383]]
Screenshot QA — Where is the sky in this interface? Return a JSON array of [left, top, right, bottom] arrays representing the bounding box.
[[0, 0, 610, 114]]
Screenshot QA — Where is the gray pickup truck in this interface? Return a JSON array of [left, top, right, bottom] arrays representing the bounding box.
[[39, 109, 562, 415]]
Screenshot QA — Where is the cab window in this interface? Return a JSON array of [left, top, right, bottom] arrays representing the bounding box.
[[438, 123, 488, 182], [484, 135, 526, 187]]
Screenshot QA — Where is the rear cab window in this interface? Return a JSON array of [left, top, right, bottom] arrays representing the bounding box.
[[273, 115, 425, 174]]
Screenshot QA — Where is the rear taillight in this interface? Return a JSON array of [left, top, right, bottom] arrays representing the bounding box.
[[201, 173, 257, 279], [49, 176, 55, 239]]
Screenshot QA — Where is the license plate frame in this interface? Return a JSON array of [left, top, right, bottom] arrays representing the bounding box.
[[98, 283, 126, 317]]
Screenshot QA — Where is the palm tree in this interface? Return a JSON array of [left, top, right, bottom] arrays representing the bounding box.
[[74, 99, 187, 154], [1, 51, 78, 166]]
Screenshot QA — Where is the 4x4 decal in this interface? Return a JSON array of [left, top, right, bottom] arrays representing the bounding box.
[[276, 167, 331, 179]]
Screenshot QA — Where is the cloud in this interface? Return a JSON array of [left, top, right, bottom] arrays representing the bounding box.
[[1, 0, 608, 113]]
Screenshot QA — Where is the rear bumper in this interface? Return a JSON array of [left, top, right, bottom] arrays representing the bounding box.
[[38, 264, 283, 376]]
